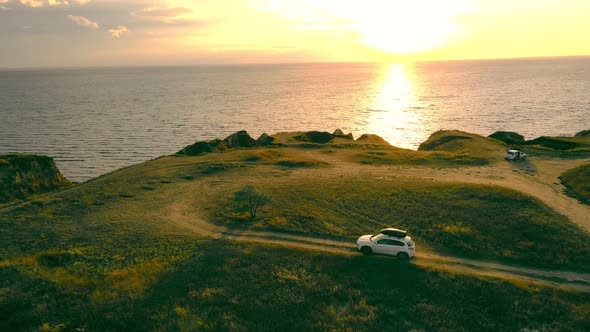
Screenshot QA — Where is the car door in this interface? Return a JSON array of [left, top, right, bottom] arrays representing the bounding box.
[[374, 239, 398, 255], [389, 239, 406, 255]]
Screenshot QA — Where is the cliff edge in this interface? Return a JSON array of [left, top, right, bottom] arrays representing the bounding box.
[[0, 154, 71, 203]]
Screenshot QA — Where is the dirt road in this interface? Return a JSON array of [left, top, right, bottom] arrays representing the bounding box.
[[303, 151, 590, 232], [168, 199, 590, 293], [166, 153, 590, 292]]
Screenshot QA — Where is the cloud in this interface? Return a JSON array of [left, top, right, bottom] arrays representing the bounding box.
[[20, 0, 68, 7], [131, 6, 193, 24], [108, 25, 128, 38], [19, 0, 46, 7], [19, 0, 90, 7], [67, 14, 98, 29]]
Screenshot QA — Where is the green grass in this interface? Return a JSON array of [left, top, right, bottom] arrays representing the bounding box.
[[348, 146, 492, 167], [507, 136, 590, 159], [2, 143, 590, 330], [235, 148, 329, 168], [526, 136, 590, 150], [275, 130, 502, 167], [560, 163, 590, 205], [2, 236, 589, 331], [210, 177, 590, 272], [417, 130, 506, 164], [517, 145, 590, 159]]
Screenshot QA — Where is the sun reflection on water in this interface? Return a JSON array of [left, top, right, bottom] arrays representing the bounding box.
[[373, 64, 413, 110], [361, 63, 428, 148]]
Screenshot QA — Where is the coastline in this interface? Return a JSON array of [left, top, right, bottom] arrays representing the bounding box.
[[3, 58, 590, 182]]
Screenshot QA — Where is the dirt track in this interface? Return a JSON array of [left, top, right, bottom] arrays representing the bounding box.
[[303, 151, 590, 232], [167, 154, 590, 292], [169, 202, 590, 292]]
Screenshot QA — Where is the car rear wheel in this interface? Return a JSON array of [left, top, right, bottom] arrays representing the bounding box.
[[361, 246, 372, 256], [397, 252, 409, 260]]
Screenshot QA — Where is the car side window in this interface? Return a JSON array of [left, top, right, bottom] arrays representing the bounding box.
[[377, 239, 405, 246]]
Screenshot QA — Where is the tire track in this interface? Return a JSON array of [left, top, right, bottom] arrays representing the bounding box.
[[168, 202, 590, 293]]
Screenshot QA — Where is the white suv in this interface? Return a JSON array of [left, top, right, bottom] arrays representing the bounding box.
[[504, 149, 526, 160], [356, 229, 415, 260]]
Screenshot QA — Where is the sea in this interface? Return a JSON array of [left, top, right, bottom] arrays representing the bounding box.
[[1, 57, 589, 182]]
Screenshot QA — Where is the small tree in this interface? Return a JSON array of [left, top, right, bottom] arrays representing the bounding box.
[[234, 185, 271, 220]]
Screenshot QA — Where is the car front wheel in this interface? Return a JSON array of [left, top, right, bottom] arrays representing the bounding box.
[[361, 246, 372, 256]]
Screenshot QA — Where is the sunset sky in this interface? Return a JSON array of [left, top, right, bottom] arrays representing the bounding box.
[[1, 0, 589, 68]]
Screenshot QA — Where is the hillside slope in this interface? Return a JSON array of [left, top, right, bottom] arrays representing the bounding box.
[[1, 130, 590, 331]]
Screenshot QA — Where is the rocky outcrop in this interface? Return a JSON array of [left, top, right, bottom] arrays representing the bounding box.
[[256, 133, 275, 146], [178, 129, 385, 156], [224, 130, 257, 148], [524, 136, 581, 150], [333, 129, 354, 140], [0, 154, 71, 203], [293, 131, 335, 144], [489, 131, 525, 145], [293, 130, 357, 144], [333, 129, 345, 136], [177, 139, 226, 155], [178, 131, 273, 156]]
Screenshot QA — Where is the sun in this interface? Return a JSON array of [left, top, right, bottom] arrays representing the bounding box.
[[248, 0, 473, 56], [340, 1, 469, 54], [355, 10, 456, 53]]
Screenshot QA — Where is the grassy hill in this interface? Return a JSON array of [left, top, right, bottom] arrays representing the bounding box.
[[519, 135, 590, 159], [1, 130, 590, 331], [209, 176, 590, 271], [560, 163, 590, 205], [418, 130, 505, 164]]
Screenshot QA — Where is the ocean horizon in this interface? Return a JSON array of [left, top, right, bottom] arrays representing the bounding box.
[[2, 57, 589, 182], [1, 54, 588, 71]]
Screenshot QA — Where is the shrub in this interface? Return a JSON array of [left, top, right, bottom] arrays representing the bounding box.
[[234, 185, 271, 220]]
